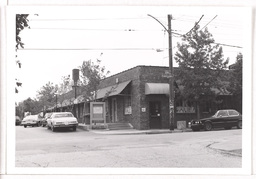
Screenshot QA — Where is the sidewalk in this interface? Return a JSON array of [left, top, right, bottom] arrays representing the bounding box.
[[77, 123, 192, 135]]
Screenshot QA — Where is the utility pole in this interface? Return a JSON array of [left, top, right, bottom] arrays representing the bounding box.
[[168, 14, 175, 130], [148, 14, 175, 130]]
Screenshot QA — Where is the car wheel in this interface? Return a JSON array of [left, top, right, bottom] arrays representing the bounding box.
[[204, 122, 212, 131], [24, 125, 27, 128], [73, 127, 77, 131], [237, 121, 242, 129]]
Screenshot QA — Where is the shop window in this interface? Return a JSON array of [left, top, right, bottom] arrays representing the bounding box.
[[201, 101, 211, 113], [124, 96, 132, 115], [176, 99, 195, 113]]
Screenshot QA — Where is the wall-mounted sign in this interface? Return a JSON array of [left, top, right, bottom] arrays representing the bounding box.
[[125, 106, 132, 115], [176, 106, 195, 113], [141, 108, 146, 112]]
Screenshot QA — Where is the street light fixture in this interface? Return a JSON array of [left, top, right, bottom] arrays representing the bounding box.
[[148, 14, 175, 130]]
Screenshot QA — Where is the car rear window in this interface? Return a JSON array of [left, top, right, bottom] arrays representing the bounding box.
[[228, 110, 239, 116]]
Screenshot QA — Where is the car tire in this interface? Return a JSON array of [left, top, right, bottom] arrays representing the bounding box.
[[73, 127, 77, 131], [237, 121, 242, 129], [204, 122, 212, 131], [24, 125, 27, 128]]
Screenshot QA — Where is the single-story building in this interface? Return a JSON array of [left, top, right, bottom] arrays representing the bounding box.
[[48, 65, 241, 130]]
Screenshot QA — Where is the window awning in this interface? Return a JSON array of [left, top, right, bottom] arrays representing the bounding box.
[[145, 83, 169, 95], [96, 80, 131, 99]]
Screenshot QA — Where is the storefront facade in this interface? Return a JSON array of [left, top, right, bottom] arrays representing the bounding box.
[[96, 65, 238, 130], [50, 65, 239, 130]]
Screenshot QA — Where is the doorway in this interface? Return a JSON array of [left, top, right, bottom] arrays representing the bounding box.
[[149, 101, 162, 129]]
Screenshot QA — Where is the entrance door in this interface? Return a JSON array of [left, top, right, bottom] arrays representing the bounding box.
[[149, 101, 161, 129], [111, 98, 118, 122]]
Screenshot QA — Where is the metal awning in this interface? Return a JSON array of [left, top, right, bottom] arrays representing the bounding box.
[[145, 83, 169, 95], [96, 80, 131, 99]]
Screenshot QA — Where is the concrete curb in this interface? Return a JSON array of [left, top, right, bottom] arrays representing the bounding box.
[[78, 123, 193, 134]]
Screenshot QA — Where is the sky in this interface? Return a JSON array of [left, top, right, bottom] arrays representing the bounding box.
[[14, 6, 247, 103]]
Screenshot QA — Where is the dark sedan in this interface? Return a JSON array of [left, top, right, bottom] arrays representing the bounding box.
[[188, 109, 242, 131]]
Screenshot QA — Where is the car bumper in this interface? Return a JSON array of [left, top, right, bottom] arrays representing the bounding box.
[[53, 124, 78, 128], [189, 123, 204, 130], [21, 122, 38, 126]]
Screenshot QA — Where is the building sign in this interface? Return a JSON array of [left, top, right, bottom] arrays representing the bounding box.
[[90, 102, 106, 125], [125, 106, 132, 115], [176, 106, 195, 113], [93, 105, 103, 114]]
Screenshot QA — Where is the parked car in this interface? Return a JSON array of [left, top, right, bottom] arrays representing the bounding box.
[[188, 109, 242, 131], [15, 116, 22, 126], [41, 112, 52, 127], [21, 114, 42, 128], [47, 112, 78, 132]]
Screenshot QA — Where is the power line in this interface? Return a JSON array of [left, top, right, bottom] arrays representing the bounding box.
[[30, 17, 165, 21], [17, 48, 168, 51], [28, 27, 165, 32], [200, 15, 218, 30], [184, 15, 204, 36]]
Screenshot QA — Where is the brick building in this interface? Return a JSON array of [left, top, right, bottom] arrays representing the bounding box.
[[51, 65, 239, 130], [94, 65, 237, 130]]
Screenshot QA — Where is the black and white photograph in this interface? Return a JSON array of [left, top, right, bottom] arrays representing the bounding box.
[[2, 5, 253, 177]]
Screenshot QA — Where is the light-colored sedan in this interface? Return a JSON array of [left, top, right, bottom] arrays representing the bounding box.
[[21, 115, 42, 128], [47, 112, 78, 132]]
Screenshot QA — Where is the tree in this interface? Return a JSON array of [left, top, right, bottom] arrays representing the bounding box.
[[36, 82, 58, 109], [227, 53, 242, 112], [15, 14, 30, 93], [22, 97, 42, 115], [57, 75, 73, 95], [80, 58, 110, 100], [174, 25, 229, 119]]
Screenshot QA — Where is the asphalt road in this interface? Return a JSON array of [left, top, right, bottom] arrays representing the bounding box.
[[16, 126, 242, 168]]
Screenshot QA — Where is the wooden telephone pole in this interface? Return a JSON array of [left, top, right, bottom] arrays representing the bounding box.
[[148, 14, 175, 130]]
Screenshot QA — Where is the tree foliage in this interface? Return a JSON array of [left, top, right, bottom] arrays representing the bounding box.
[[36, 82, 58, 108], [174, 25, 229, 118], [228, 53, 242, 96], [80, 58, 110, 100], [22, 97, 41, 115], [16, 14, 29, 49], [15, 14, 29, 93], [57, 75, 73, 95]]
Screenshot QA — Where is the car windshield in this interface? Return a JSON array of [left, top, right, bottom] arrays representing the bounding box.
[[212, 110, 228, 118], [53, 113, 73, 118]]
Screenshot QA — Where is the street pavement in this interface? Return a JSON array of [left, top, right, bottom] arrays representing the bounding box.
[[16, 125, 242, 168], [78, 124, 242, 155]]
